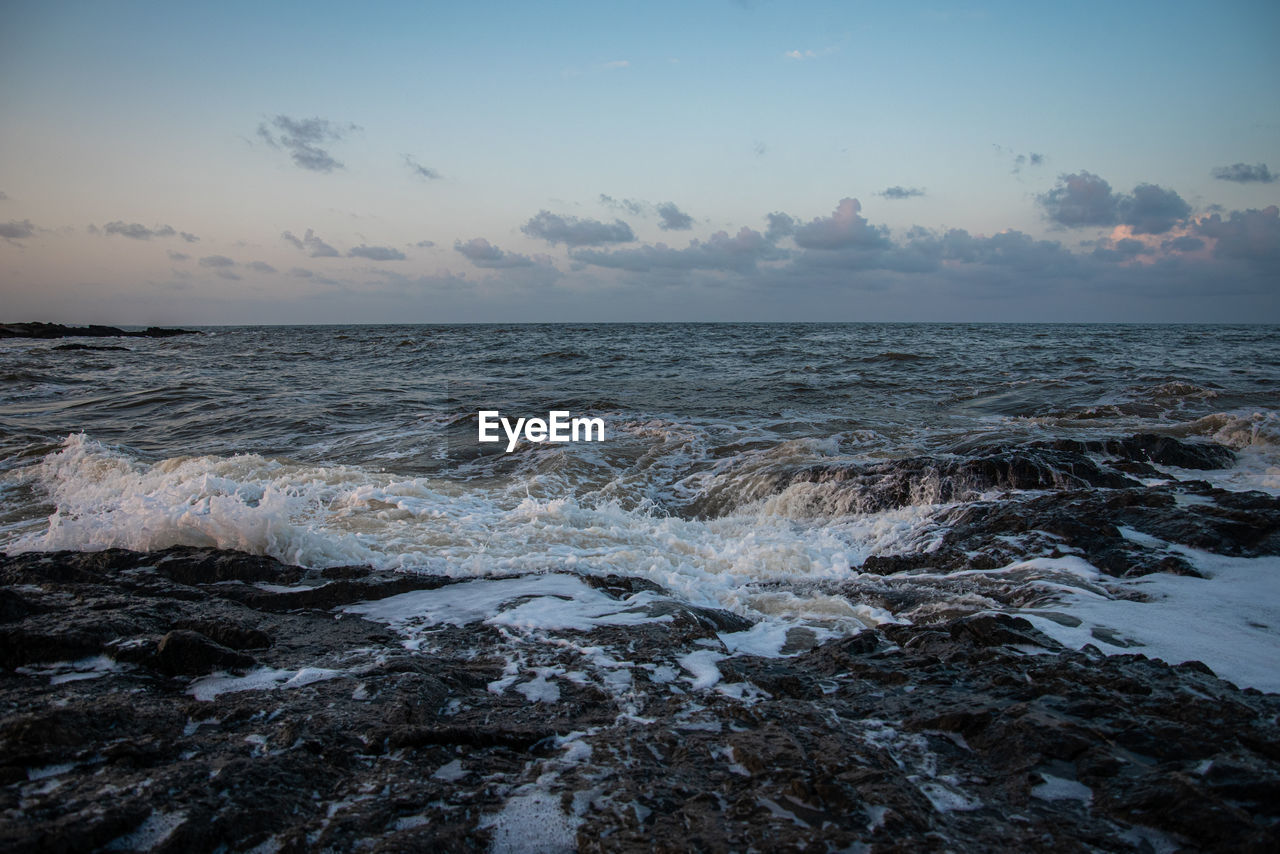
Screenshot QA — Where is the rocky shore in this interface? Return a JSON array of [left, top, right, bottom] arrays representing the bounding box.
[[0, 323, 197, 340], [3, 524, 1278, 851]]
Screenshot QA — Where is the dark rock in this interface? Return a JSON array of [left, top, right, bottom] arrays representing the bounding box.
[[0, 321, 198, 339], [683, 438, 1232, 518], [155, 547, 305, 585], [51, 343, 131, 352], [1046, 433, 1237, 470], [154, 629, 256, 675], [172, 618, 271, 650], [1, 547, 1277, 853], [936, 483, 1280, 577], [0, 588, 40, 622]]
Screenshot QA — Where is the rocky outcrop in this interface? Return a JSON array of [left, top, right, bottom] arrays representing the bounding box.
[[1, 546, 1277, 852], [854, 480, 1280, 581], [685, 434, 1235, 518], [0, 322, 197, 339]]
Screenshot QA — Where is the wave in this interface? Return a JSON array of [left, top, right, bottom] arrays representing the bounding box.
[[3, 434, 942, 627], [1171, 410, 1280, 449], [862, 351, 929, 363]]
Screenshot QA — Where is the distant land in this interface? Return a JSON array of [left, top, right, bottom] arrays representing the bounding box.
[[0, 322, 198, 340]]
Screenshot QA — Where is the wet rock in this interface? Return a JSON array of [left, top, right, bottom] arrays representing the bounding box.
[[172, 618, 271, 650], [782, 448, 1139, 512], [154, 629, 256, 675], [687, 436, 1235, 518], [942, 483, 1280, 576], [154, 547, 305, 585], [50, 343, 131, 352], [0, 321, 197, 339], [1046, 433, 1237, 470], [1, 549, 1277, 852]]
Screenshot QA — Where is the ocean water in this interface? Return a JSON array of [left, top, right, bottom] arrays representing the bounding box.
[[2, 323, 1279, 687]]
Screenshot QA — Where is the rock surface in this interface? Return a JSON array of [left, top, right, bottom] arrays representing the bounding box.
[[0, 322, 197, 339], [685, 433, 1238, 518], [2, 542, 1277, 852]]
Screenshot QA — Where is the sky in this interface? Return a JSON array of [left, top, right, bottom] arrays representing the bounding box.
[[1, 0, 1277, 324]]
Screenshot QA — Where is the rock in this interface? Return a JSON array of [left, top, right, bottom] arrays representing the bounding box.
[[1, 548, 1277, 852], [154, 547, 305, 585], [50, 343, 131, 351], [172, 618, 272, 650], [0, 322, 197, 339], [1045, 433, 1237, 470], [154, 630, 256, 675]]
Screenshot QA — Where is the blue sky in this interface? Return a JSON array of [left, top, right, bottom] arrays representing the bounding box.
[[1, 0, 1277, 322]]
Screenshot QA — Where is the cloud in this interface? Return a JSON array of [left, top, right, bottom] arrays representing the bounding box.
[[0, 219, 36, 242], [572, 227, 783, 274], [932, 229, 1081, 273], [1195, 205, 1280, 267], [287, 266, 341, 285], [785, 226, 1081, 278], [197, 255, 241, 280], [0, 191, 8, 200], [454, 237, 535, 268], [791, 198, 888, 249], [764, 212, 794, 241], [878, 186, 925, 200], [1212, 163, 1275, 183], [656, 202, 694, 231], [1039, 173, 1190, 235], [1038, 172, 1119, 227], [167, 251, 190, 261], [996, 145, 1046, 174], [282, 229, 341, 258], [596, 198, 693, 230], [1092, 237, 1151, 263], [348, 244, 407, 261], [404, 154, 441, 181], [246, 261, 277, 274], [783, 47, 836, 61], [256, 115, 356, 173], [522, 210, 635, 247], [601, 60, 630, 69], [99, 221, 197, 241], [1162, 235, 1205, 253], [599, 194, 648, 216], [414, 239, 436, 248], [1120, 183, 1191, 235]]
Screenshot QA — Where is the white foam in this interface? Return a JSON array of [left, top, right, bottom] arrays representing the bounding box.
[[677, 649, 725, 690], [483, 788, 579, 854], [1023, 550, 1280, 693], [1031, 773, 1092, 804], [515, 669, 562, 703], [103, 811, 186, 851], [188, 666, 343, 701], [27, 763, 76, 781], [343, 574, 665, 635], [6, 435, 940, 632], [916, 780, 982, 813], [16, 655, 122, 684], [1166, 410, 1280, 495], [432, 759, 467, 782]]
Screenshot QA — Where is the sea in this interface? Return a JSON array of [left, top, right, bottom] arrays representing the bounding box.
[[2, 323, 1278, 689]]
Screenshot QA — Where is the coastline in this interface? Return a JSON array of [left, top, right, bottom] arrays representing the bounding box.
[[3, 545, 1278, 852]]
